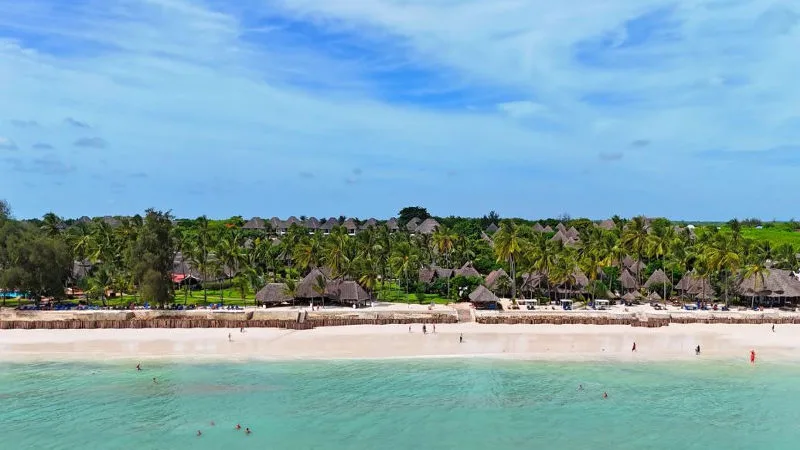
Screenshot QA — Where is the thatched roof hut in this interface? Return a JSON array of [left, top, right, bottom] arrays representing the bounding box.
[[341, 218, 358, 233], [622, 255, 635, 269], [485, 269, 510, 290], [469, 285, 500, 305], [566, 226, 580, 240], [255, 283, 292, 305], [419, 266, 453, 284], [556, 222, 567, 232], [644, 269, 670, 288], [327, 280, 371, 305], [676, 272, 694, 291], [647, 291, 662, 301], [406, 217, 421, 231], [572, 269, 589, 288], [598, 219, 616, 230], [242, 217, 266, 230], [485, 223, 499, 233], [296, 268, 328, 298], [687, 277, 715, 297], [533, 223, 545, 232], [550, 230, 570, 243], [622, 291, 639, 302], [620, 269, 639, 290], [304, 217, 321, 230], [455, 262, 481, 278], [360, 218, 378, 230], [386, 217, 400, 232], [71, 260, 93, 281], [320, 218, 338, 231], [629, 260, 646, 274], [738, 269, 800, 298], [415, 218, 440, 234]]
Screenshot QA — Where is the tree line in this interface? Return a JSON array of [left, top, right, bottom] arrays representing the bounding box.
[[1, 201, 798, 307]]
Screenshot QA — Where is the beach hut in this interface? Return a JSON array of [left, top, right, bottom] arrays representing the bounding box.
[[533, 223, 545, 232], [597, 219, 616, 230], [341, 218, 358, 235], [485, 223, 499, 233], [738, 268, 800, 307], [566, 226, 580, 240], [242, 217, 266, 230], [327, 280, 371, 307], [621, 291, 639, 304], [319, 218, 338, 235], [485, 269, 511, 291], [405, 217, 421, 232], [454, 262, 481, 278], [304, 217, 321, 231], [360, 218, 378, 230], [644, 269, 670, 289], [469, 285, 501, 310], [556, 222, 567, 232], [620, 269, 639, 291], [296, 268, 329, 299], [414, 218, 440, 235], [386, 217, 400, 232], [255, 283, 293, 307], [647, 291, 662, 302]]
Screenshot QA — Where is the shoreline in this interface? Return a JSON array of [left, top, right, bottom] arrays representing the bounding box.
[[2, 323, 799, 364]]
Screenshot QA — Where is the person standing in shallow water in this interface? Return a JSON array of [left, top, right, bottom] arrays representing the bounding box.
[[750, 350, 756, 364]]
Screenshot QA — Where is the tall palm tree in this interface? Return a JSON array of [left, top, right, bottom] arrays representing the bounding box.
[[493, 221, 523, 303], [390, 241, 417, 295], [313, 274, 327, 309], [40, 212, 62, 237], [742, 261, 770, 309], [433, 225, 457, 299], [621, 216, 649, 284]]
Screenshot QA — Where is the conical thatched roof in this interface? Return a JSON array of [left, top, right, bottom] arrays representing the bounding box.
[[386, 217, 399, 231], [647, 291, 662, 301], [566, 226, 580, 239], [620, 269, 639, 290], [341, 218, 358, 230], [485, 223, 499, 233], [542, 225, 554, 233], [572, 268, 589, 287], [242, 217, 266, 229], [598, 219, 616, 230], [419, 267, 436, 284], [623, 255, 635, 268], [406, 217, 421, 231], [556, 222, 567, 232], [629, 260, 646, 274], [676, 272, 694, 291], [687, 277, 715, 297], [255, 283, 293, 304], [521, 272, 544, 291], [485, 269, 510, 289], [360, 218, 378, 230], [296, 268, 328, 298], [622, 291, 638, 301], [533, 223, 545, 232], [415, 218, 440, 234], [455, 262, 481, 278], [551, 230, 569, 243], [644, 269, 670, 288], [469, 285, 500, 304]]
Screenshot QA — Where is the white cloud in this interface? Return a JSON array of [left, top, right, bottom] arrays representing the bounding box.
[[0, 137, 18, 150], [0, 0, 799, 219]]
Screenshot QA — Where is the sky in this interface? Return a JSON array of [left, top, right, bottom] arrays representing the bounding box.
[[1, 0, 799, 221]]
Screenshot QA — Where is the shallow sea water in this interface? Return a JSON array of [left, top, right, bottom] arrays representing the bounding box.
[[1, 359, 798, 449]]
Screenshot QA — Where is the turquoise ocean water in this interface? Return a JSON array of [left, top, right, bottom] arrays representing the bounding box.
[[1, 359, 799, 449]]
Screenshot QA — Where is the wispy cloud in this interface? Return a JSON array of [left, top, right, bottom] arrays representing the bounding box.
[[64, 117, 90, 128], [10, 119, 38, 128], [1, 0, 799, 219], [74, 137, 108, 149], [32, 142, 54, 150]]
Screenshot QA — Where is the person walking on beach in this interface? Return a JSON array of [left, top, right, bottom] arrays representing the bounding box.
[[136, 363, 141, 371], [459, 333, 463, 344], [695, 345, 701, 355], [423, 324, 427, 335], [408, 325, 412, 333], [433, 324, 436, 333], [772, 324, 775, 332], [228, 333, 232, 342], [750, 349, 756, 364], [632, 342, 637, 352]]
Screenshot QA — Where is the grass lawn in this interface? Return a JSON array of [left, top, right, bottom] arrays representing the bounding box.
[[740, 227, 800, 247]]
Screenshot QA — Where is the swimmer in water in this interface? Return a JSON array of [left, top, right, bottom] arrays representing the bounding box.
[[197, 430, 202, 437], [603, 392, 608, 399], [578, 384, 584, 391], [236, 424, 241, 430], [245, 428, 252, 435], [210, 421, 215, 426], [750, 349, 756, 364], [153, 377, 157, 384], [136, 364, 141, 371]]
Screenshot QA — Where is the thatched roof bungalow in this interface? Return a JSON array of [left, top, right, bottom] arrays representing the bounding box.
[[242, 217, 266, 230], [326, 280, 371, 306], [386, 217, 400, 232], [255, 283, 293, 306], [469, 285, 501, 309], [542, 225, 554, 233], [644, 269, 670, 289], [360, 218, 378, 230], [738, 269, 800, 300], [485, 269, 510, 290], [320, 218, 338, 234], [597, 219, 616, 230], [485, 223, 499, 233], [414, 218, 440, 234], [533, 223, 545, 232], [454, 262, 481, 278], [406, 217, 421, 232], [620, 269, 639, 290], [296, 268, 329, 298], [419, 266, 454, 284]]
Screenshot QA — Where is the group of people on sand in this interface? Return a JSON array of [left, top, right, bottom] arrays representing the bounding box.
[[630, 341, 758, 363], [407, 325, 464, 343], [197, 422, 251, 437]]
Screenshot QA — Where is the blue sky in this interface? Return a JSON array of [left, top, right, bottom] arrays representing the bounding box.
[[1, 0, 799, 221]]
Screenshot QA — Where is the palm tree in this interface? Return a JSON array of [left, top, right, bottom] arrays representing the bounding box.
[[621, 216, 649, 284], [390, 241, 417, 295], [40, 212, 62, 237], [493, 221, 523, 304], [86, 265, 114, 306], [283, 278, 297, 307], [433, 225, 457, 299], [742, 262, 770, 309]]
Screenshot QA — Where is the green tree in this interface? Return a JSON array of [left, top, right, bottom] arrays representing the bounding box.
[[132, 209, 175, 307], [493, 220, 524, 303]]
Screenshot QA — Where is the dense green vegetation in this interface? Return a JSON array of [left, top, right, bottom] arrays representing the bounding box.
[[1, 200, 799, 309]]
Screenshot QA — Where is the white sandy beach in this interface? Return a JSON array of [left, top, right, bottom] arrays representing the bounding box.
[[2, 323, 799, 363]]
